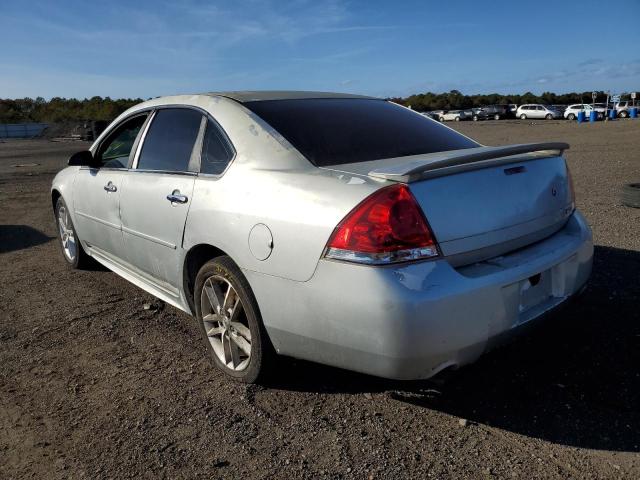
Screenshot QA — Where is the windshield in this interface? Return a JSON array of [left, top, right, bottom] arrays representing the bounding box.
[[244, 98, 479, 167]]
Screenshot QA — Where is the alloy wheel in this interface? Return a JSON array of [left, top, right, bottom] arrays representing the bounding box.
[[200, 275, 252, 371], [57, 205, 77, 262]]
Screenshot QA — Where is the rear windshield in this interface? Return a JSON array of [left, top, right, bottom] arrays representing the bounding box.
[[244, 98, 478, 167]]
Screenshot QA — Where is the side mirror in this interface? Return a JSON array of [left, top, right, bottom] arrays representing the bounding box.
[[68, 150, 98, 167]]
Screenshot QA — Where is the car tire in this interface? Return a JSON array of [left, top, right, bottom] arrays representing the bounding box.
[[494, 114, 500, 120], [454, 117, 460, 122], [545, 114, 553, 120], [194, 256, 274, 383], [472, 115, 478, 121], [55, 197, 90, 269], [619, 111, 628, 118], [622, 183, 640, 209], [520, 114, 527, 120], [439, 117, 445, 122], [567, 113, 576, 120]]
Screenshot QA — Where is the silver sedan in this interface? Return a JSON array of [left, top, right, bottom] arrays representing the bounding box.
[[51, 91, 593, 383]]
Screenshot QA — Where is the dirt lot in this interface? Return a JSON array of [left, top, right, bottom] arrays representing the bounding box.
[[1, 120, 639, 479]]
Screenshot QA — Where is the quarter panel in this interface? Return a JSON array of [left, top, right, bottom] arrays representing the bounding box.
[[184, 164, 382, 282]]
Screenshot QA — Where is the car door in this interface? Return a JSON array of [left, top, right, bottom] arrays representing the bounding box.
[[72, 113, 149, 259], [119, 107, 204, 289]]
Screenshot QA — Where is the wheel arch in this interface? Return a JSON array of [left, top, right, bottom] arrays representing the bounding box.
[[51, 188, 62, 211], [182, 243, 231, 314]]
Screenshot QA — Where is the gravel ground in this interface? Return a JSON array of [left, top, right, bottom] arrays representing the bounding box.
[[1, 119, 639, 479]]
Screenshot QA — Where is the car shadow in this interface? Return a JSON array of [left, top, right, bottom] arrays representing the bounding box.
[[266, 245, 640, 452], [0, 224, 53, 253]]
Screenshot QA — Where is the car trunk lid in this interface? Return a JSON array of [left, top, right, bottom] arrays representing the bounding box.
[[321, 143, 574, 266]]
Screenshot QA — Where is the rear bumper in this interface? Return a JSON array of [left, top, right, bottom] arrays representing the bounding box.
[[245, 210, 593, 380]]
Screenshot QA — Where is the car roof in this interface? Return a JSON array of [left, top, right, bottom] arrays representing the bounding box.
[[204, 90, 376, 103]]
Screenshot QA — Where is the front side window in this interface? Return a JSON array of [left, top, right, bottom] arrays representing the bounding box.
[[137, 108, 202, 172], [97, 114, 147, 168], [200, 119, 234, 175], [243, 98, 478, 167]]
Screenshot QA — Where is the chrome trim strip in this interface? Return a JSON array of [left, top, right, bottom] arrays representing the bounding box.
[[88, 246, 181, 299], [75, 211, 121, 230], [131, 110, 156, 169], [121, 226, 176, 249]]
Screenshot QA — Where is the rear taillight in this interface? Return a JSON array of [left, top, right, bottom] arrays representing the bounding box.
[[324, 184, 439, 265]]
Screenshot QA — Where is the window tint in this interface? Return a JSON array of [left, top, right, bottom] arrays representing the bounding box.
[[98, 115, 147, 168], [243, 98, 478, 167], [137, 108, 202, 172], [200, 119, 234, 175]]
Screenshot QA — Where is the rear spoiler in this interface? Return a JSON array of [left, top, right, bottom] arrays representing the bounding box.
[[368, 142, 569, 182]]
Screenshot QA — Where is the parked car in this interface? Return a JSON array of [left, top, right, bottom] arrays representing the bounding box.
[[516, 104, 562, 120], [438, 110, 467, 121], [470, 108, 490, 121], [52, 91, 593, 383], [475, 105, 512, 120], [420, 111, 440, 121], [615, 101, 637, 118], [563, 104, 606, 120]]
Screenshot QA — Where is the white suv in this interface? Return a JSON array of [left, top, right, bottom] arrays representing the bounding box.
[[564, 104, 605, 120], [516, 104, 562, 120]]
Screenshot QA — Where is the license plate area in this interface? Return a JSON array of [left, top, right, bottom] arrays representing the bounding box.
[[519, 270, 553, 313]]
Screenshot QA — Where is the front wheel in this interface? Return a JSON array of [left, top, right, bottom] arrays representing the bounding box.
[[494, 114, 500, 120], [619, 111, 628, 118], [454, 116, 460, 122], [545, 114, 553, 120], [567, 113, 576, 120], [55, 197, 90, 269], [520, 114, 527, 120], [439, 117, 445, 122], [472, 115, 478, 121], [194, 256, 273, 383]]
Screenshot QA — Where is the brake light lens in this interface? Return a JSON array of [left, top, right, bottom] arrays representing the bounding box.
[[325, 184, 439, 264]]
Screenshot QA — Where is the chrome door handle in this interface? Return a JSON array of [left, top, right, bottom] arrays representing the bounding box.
[[104, 182, 117, 192], [166, 192, 188, 204]]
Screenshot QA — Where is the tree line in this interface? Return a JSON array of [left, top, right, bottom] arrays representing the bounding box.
[[0, 90, 624, 123], [0, 96, 143, 123], [390, 90, 618, 112]]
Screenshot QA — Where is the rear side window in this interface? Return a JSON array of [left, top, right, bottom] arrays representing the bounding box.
[[137, 108, 202, 172], [244, 98, 478, 167], [200, 119, 234, 175]]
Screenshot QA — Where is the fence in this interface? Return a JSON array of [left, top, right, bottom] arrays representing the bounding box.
[[0, 123, 48, 139]]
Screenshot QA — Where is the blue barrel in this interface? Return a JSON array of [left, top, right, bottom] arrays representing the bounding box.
[[609, 109, 616, 119], [631, 107, 638, 118], [589, 111, 597, 122], [577, 111, 585, 123]]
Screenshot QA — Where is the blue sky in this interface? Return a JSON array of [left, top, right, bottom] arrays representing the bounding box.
[[1, 0, 639, 99]]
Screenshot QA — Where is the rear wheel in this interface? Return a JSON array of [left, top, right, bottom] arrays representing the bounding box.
[[194, 256, 273, 383], [454, 116, 460, 122], [439, 117, 445, 122], [494, 114, 500, 120], [55, 197, 90, 269], [567, 113, 576, 120], [619, 110, 628, 118], [520, 114, 527, 120], [545, 114, 553, 120], [472, 115, 478, 121]]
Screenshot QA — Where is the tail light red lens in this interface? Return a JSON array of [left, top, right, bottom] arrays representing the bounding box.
[[325, 184, 439, 264]]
